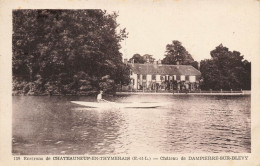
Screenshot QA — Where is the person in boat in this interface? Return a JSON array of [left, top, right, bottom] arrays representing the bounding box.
[[97, 90, 109, 103]]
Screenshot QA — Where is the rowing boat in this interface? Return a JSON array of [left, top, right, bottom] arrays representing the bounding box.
[[71, 101, 166, 108]]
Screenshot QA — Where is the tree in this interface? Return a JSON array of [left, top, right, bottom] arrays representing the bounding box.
[[128, 54, 145, 63], [162, 40, 195, 65], [12, 9, 129, 95], [143, 54, 155, 63], [189, 61, 199, 69], [242, 60, 251, 90], [200, 44, 251, 90]]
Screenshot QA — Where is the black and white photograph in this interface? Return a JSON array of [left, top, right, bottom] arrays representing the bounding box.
[[1, 0, 260, 165]]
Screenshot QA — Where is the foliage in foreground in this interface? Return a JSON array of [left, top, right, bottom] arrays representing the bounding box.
[[12, 10, 130, 95]]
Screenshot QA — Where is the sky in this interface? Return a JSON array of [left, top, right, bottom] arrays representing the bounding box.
[[115, 0, 259, 62]]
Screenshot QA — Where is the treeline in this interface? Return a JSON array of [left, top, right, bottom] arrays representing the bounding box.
[[129, 41, 199, 69], [13, 9, 251, 95], [12, 10, 130, 95], [200, 44, 251, 90], [128, 54, 155, 64], [162, 40, 199, 69], [129, 41, 251, 91], [162, 41, 251, 90]]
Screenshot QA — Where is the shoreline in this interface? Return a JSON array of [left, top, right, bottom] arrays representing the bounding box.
[[116, 91, 251, 96], [12, 91, 251, 96]]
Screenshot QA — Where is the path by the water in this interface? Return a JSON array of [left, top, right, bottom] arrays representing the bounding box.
[[116, 91, 251, 96]]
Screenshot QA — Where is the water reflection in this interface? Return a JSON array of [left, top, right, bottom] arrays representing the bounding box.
[[12, 95, 250, 154]]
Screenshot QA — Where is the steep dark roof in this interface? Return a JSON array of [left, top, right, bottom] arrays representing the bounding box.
[[129, 63, 201, 76]]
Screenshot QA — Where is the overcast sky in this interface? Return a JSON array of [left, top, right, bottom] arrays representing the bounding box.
[[115, 1, 259, 62]]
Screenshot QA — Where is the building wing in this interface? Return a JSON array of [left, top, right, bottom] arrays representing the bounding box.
[[129, 63, 201, 76]]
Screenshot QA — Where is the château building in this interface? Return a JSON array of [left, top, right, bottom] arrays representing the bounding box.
[[126, 60, 201, 91]]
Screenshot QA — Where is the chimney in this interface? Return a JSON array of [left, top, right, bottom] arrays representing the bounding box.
[[123, 58, 128, 64], [158, 59, 162, 65], [198, 61, 200, 70]]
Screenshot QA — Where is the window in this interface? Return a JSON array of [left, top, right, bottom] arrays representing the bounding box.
[[143, 75, 146, 80], [180, 75, 185, 81], [176, 75, 180, 80], [142, 82, 146, 89], [152, 75, 156, 80], [185, 75, 189, 81], [189, 76, 196, 82], [160, 75, 164, 80], [137, 74, 140, 79], [130, 70, 133, 75], [156, 75, 160, 81], [133, 79, 135, 85]]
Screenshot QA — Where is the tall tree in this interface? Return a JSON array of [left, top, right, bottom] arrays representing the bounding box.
[[12, 10, 129, 95], [162, 40, 195, 65], [200, 44, 251, 90], [142, 54, 155, 63], [128, 53, 145, 63]]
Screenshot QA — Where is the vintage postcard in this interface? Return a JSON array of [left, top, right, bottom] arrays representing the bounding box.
[[0, 0, 260, 165]]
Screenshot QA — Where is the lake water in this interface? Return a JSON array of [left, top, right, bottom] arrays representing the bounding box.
[[12, 95, 251, 155]]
